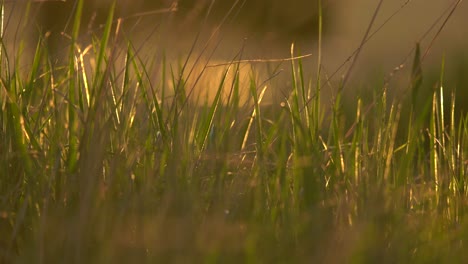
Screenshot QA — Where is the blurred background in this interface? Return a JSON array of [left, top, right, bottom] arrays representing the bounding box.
[[4, 0, 468, 109]]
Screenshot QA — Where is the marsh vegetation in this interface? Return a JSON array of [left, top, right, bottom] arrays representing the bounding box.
[[1, 0, 468, 263]]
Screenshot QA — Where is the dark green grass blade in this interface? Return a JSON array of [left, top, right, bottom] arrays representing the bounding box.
[[66, 0, 84, 172], [129, 46, 168, 143]]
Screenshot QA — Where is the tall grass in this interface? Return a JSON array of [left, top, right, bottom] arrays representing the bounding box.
[[1, 1, 468, 263]]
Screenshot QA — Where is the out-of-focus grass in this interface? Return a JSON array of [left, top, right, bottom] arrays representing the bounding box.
[[1, 1, 468, 263]]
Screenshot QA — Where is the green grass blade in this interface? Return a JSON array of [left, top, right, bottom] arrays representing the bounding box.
[[66, 0, 84, 172]]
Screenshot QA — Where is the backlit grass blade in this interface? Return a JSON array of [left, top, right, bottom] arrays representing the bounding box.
[[411, 43, 423, 107], [198, 66, 228, 153], [430, 92, 440, 199], [383, 103, 401, 182], [78, 45, 91, 113], [5, 85, 33, 176]]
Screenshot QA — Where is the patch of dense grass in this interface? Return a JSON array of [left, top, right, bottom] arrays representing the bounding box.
[[1, 1, 468, 263]]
